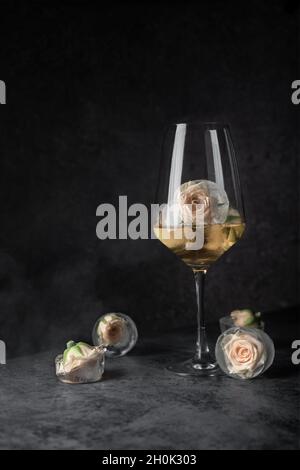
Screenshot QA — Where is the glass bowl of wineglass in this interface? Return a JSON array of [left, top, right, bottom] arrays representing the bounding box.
[[153, 121, 245, 376]]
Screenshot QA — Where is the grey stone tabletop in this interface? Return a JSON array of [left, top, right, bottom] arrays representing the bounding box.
[[0, 325, 299, 450]]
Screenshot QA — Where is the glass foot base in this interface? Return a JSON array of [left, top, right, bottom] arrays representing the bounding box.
[[167, 359, 219, 377]]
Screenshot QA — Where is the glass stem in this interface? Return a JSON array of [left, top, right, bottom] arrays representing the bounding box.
[[193, 270, 214, 368]]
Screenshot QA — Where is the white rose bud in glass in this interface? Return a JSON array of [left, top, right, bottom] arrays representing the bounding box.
[[215, 327, 275, 380], [176, 180, 229, 225], [55, 340, 105, 384], [92, 313, 138, 358]]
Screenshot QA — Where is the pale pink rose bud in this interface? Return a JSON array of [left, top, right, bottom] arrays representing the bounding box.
[[176, 180, 229, 225], [230, 309, 256, 327], [93, 313, 138, 358]]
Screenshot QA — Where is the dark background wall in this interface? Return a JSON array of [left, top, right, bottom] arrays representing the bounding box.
[[0, 1, 298, 356]]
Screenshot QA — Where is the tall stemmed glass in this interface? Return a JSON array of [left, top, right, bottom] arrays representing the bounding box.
[[154, 122, 245, 375]]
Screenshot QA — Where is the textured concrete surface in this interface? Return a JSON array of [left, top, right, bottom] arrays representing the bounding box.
[[0, 324, 299, 450]]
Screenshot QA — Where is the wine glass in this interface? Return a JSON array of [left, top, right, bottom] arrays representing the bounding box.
[[154, 122, 245, 376]]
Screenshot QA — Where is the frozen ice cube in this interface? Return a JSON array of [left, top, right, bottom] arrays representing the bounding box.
[[215, 327, 275, 380], [176, 180, 229, 224], [55, 342, 105, 384], [92, 313, 138, 358]]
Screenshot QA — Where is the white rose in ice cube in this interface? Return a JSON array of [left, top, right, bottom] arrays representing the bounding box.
[[93, 313, 138, 358], [176, 180, 229, 225], [55, 340, 105, 384]]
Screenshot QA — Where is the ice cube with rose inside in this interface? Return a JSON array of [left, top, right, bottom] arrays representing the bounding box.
[[176, 180, 229, 225]]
